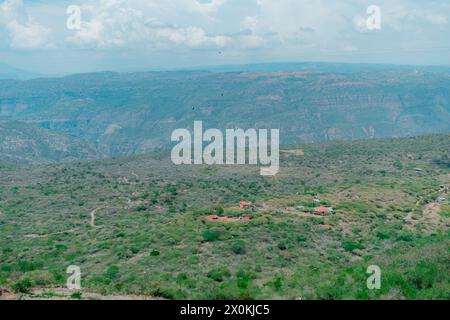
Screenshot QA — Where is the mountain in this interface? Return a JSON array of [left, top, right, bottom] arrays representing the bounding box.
[[0, 64, 449, 158], [0, 120, 99, 164], [187, 61, 450, 74], [0, 63, 42, 80]]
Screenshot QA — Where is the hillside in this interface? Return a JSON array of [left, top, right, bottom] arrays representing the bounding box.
[[0, 65, 449, 158], [0, 121, 99, 164], [0, 134, 449, 300]]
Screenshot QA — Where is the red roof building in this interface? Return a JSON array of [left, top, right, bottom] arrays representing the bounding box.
[[313, 207, 330, 215], [239, 201, 252, 209]]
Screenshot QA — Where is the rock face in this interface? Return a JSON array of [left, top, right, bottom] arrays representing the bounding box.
[[0, 66, 449, 160]]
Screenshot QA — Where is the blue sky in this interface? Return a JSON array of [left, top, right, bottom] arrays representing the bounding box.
[[1, 0, 449, 74]]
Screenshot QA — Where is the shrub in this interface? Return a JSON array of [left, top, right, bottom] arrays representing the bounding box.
[[207, 267, 231, 283], [202, 229, 221, 242], [150, 250, 160, 256], [70, 292, 82, 299], [236, 270, 253, 290], [407, 261, 440, 290], [342, 241, 364, 252], [105, 265, 120, 280], [396, 232, 414, 242], [176, 273, 188, 284], [24, 270, 54, 286], [376, 231, 390, 240], [215, 206, 225, 215], [231, 240, 246, 255], [273, 276, 283, 291], [12, 278, 32, 293], [277, 240, 288, 250]]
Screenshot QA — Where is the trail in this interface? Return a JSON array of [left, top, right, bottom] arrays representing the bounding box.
[[1, 287, 161, 300], [405, 199, 421, 224], [422, 203, 441, 223], [90, 206, 104, 228]]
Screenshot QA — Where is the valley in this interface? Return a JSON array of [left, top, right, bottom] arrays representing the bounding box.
[[0, 134, 449, 300], [0, 65, 449, 163]]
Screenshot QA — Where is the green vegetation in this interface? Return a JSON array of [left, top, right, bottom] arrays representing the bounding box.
[[0, 134, 449, 300]]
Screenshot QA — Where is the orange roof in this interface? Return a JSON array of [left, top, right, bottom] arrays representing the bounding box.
[[240, 201, 252, 205], [314, 207, 329, 214]]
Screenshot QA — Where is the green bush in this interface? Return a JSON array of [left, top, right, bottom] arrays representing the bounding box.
[[207, 269, 228, 282], [202, 229, 221, 242], [231, 240, 246, 255], [23, 270, 54, 286], [150, 250, 160, 256], [376, 231, 390, 240], [105, 265, 120, 280], [70, 292, 82, 299], [396, 232, 414, 242], [236, 270, 253, 290], [277, 240, 289, 250], [273, 276, 283, 291], [407, 261, 441, 290], [12, 278, 32, 293], [342, 241, 364, 252]]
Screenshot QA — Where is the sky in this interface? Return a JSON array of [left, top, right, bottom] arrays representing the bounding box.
[[0, 0, 449, 75]]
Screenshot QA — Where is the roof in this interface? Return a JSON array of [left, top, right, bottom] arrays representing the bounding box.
[[314, 207, 330, 214], [240, 201, 252, 205]]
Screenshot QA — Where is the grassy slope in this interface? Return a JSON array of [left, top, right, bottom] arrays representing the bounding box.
[[0, 134, 449, 299]]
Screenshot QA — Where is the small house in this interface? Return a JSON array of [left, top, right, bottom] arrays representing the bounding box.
[[440, 184, 450, 191], [240, 201, 252, 209], [313, 207, 330, 215]]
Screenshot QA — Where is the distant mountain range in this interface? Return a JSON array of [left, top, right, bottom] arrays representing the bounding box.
[[185, 61, 450, 74], [0, 63, 42, 80], [0, 62, 449, 163]]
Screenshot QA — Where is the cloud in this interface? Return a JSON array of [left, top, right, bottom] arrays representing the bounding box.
[[425, 14, 447, 26], [65, 0, 232, 49], [2, 0, 450, 71], [188, 0, 226, 15], [0, 0, 54, 49]]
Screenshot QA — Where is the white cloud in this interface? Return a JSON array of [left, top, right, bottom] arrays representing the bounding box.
[[0, 0, 54, 49], [242, 16, 258, 32], [65, 0, 232, 49], [187, 0, 226, 15], [425, 14, 447, 26], [2, 0, 450, 69]]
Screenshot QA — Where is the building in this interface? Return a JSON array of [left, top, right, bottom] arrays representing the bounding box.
[[240, 201, 252, 209], [313, 207, 330, 215]]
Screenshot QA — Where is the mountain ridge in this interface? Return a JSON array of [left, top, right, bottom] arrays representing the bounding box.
[[0, 64, 449, 161]]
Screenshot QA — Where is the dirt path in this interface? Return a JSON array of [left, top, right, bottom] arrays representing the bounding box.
[[405, 199, 421, 224], [90, 207, 104, 227], [422, 203, 441, 223], [1, 287, 160, 300]]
